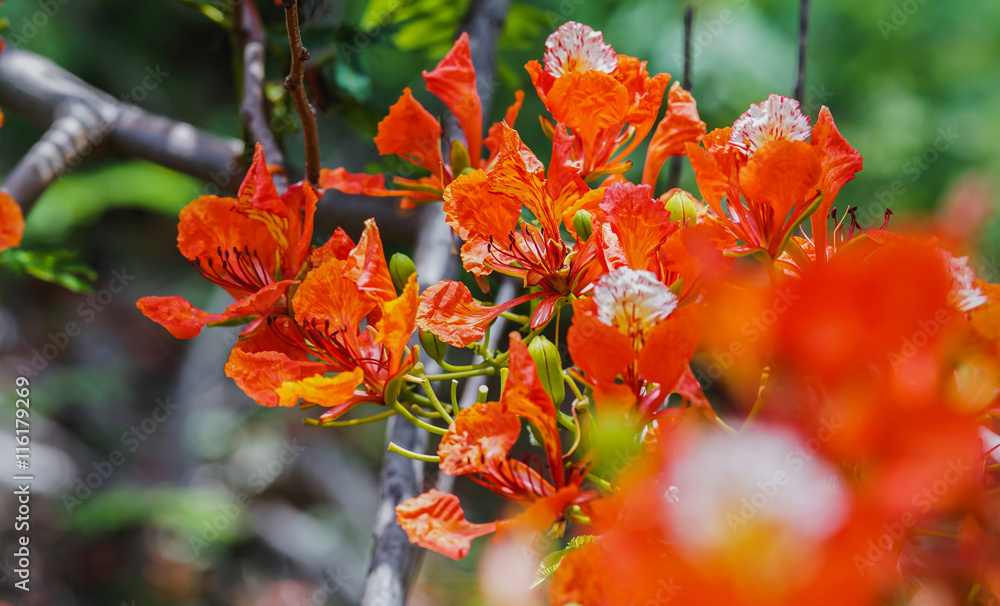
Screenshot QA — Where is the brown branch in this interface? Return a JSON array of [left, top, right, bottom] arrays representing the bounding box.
[[794, 0, 811, 103], [236, 0, 288, 192], [281, 0, 321, 186], [0, 46, 243, 210], [666, 5, 695, 192]]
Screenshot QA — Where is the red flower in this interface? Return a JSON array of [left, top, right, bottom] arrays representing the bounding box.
[[137, 144, 322, 342], [224, 220, 419, 420], [526, 22, 671, 179]]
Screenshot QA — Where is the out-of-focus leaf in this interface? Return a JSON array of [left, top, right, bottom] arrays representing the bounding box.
[[0, 248, 97, 293], [24, 161, 202, 244], [500, 3, 550, 50], [532, 535, 597, 588]]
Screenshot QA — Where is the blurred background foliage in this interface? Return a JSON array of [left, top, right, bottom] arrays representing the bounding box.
[[0, 0, 998, 604]]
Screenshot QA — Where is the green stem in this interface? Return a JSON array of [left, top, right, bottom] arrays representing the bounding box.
[[304, 409, 396, 428], [421, 377, 454, 425], [388, 441, 440, 463], [424, 367, 497, 382], [449, 379, 460, 417], [389, 399, 448, 435], [586, 473, 612, 493]]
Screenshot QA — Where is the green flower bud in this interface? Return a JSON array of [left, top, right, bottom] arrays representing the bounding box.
[[573, 209, 594, 242], [450, 140, 472, 175], [389, 253, 416, 293], [662, 190, 704, 224], [528, 336, 565, 404], [418, 329, 447, 363]]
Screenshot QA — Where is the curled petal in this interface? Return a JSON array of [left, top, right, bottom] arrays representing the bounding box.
[[642, 82, 706, 187], [374, 88, 443, 174], [396, 489, 498, 560], [484, 90, 525, 162], [422, 32, 483, 163], [235, 143, 283, 216], [810, 106, 863, 256], [310, 226, 355, 268], [438, 401, 521, 476], [374, 274, 419, 368], [345, 218, 396, 304], [224, 347, 328, 407], [136, 296, 224, 339]]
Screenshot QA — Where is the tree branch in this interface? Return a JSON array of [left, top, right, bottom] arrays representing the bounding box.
[[281, 0, 321, 185], [359, 1, 512, 604], [235, 0, 289, 192], [794, 0, 811, 103], [0, 46, 244, 210], [666, 5, 695, 192]]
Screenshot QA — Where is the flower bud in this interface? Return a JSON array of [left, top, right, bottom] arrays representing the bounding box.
[[527, 336, 565, 404], [450, 141, 472, 175], [661, 189, 704, 224], [418, 329, 448, 363], [573, 210, 594, 242], [389, 253, 417, 293]]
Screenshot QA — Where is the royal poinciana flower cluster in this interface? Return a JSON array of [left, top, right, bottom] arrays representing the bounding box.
[[138, 22, 1000, 606]]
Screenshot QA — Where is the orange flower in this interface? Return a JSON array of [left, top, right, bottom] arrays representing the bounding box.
[[224, 219, 419, 419], [526, 21, 670, 179], [397, 333, 594, 559], [418, 126, 602, 343], [320, 34, 524, 207], [137, 144, 322, 341], [567, 267, 702, 421], [686, 95, 861, 260]]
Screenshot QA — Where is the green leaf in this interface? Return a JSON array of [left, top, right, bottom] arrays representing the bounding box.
[[23, 161, 202, 244], [532, 535, 597, 589], [0, 248, 97, 293]]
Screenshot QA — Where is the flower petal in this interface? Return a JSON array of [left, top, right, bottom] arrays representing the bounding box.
[[345, 218, 396, 304], [374, 88, 443, 174], [374, 274, 419, 368], [642, 82, 706, 187], [566, 298, 635, 385], [422, 32, 483, 163], [739, 139, 821, 226], [136, 296, 224, 339], [417, 280, 536, 347], [293, 258, 375, 330], [396, 489, 498, 559], [502, 332, 564, 487], [595, 182, 676, 272], [224, 347, 328, 407], [438, 401, 521, 476], [275, 367, 364, 409]]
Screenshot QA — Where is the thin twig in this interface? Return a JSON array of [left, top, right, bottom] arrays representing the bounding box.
[[236, 0, 288, 192], [281, 0, 321, 185], [794, 0, 811, 103], [666, 5, 695, 192]]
